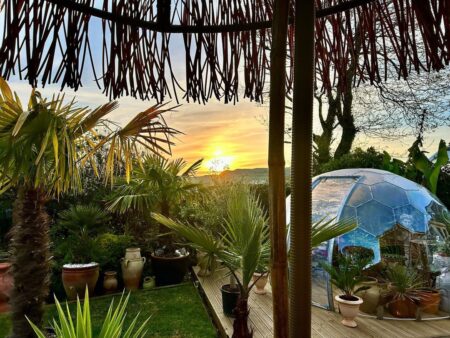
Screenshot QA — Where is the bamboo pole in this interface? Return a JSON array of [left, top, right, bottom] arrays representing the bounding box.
[[289, 0, 315, 337], [268, 0, 289, 337]]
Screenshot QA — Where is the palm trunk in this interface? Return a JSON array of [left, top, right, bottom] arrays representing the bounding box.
[[9, 187, 50, 338], [232, 295, 252, 338]]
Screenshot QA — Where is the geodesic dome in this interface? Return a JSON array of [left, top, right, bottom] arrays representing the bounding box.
[[286, 168, 449, 311]]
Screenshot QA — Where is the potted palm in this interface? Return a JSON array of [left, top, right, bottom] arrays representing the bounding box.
[[109, 155, 202, 286], [55, 205, 110, 300], [0, 78, 177, 337], [385, 264, 423, 318], [154, 188, 357, 337], [153, 186, 268, 337], [321, 253, 372, 327]]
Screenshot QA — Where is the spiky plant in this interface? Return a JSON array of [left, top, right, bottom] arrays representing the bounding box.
[[27, 289, 150, 338], [108, 155, 202, 249], [0, 78, 178, 337]]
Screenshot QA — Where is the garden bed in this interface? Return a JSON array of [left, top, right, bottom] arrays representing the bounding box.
[[0, 283, 217, 338]]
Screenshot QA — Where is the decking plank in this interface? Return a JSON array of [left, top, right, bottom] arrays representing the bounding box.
[[193, 267, 450, 338]]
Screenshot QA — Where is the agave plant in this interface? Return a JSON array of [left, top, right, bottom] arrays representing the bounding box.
[[0, 78, 178, 337], [27, 289, 150, 338]]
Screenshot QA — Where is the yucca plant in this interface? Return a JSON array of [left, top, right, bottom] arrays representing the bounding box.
[[27, 289, 150, 338], [0, 78, 178, 337]]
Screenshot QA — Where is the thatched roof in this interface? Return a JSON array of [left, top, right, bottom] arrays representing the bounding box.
[[0, 0, 448, 103]]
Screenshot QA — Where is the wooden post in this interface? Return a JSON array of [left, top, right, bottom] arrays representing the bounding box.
[[268, 0, 289, 337], [289, 0, 315, 337]]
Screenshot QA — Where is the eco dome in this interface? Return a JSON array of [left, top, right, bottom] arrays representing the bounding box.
[[286, 168, 450, 315]]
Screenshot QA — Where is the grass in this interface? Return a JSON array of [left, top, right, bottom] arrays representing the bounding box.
[[0, 283, 217, 337]]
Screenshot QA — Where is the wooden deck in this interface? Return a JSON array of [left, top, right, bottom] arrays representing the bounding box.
[[193, 267, 450, 338]]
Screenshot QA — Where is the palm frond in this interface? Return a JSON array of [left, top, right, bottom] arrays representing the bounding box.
[[311, 217, 357, 248]]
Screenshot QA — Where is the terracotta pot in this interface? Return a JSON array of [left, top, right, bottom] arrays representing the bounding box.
[[62, 263, 99, 300], [0, 262, 13, 313], [335, 295, 363, 328], [103, 271, 118, 294], [151, 254, 189, 287], [121, 257, 146, 290], [124, 248, 142, 260], [388, 296, 417, 318], [355, 277, 379, 314], [418, 290, 441, 314], [252, 272, 268, 295]]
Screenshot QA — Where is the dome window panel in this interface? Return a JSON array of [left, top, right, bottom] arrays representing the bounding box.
[[347, 184, 373, 207], [394, 205, 428, 233], [371, 182, 409, 208], [356, 200, 397, 237]]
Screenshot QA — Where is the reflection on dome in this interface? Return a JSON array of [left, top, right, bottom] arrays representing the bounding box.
[[286, 168, 450, 317]]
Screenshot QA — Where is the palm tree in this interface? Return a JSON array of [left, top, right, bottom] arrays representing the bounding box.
[[153, 188, 356, 338], [108, 155, 202, 247], [0, 78, 178, 338]]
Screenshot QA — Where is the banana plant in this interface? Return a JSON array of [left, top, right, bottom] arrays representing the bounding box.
[[409, 138, 449, 194]]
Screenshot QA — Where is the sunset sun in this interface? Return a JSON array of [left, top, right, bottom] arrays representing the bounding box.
[[205, 149, 234, 173]]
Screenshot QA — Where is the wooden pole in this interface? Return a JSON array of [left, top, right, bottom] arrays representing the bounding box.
[[289, 0, 315, 337], [268, 0, 289, 337]]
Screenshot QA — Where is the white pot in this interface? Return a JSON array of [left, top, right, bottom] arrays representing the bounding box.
[[335, 295, 363, 328]]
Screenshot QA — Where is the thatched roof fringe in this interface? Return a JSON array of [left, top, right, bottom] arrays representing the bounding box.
[[0, 0, 448, 103]]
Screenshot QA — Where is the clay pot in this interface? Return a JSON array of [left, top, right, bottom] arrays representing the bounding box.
[[0, 262, 13, 313], [355, 277, 379, 314], [335, 295, 363, 328], [103, 271, 118, 294], [62, 263, 99, 300], [124, 248, 142, 260], [388, 296, 418, 318], [121, 257, 146, 290], [252, 272, 269, 295], [418, 289, 441, 314]]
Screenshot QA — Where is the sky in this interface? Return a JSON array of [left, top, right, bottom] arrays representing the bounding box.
[[6, 78, 450, 175]]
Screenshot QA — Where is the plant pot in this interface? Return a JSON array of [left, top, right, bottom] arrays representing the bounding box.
[[196, 252, 211, 277], [388, 296, 418, 318], [151, 254, 189, 287], [62, 263, 99, 300], [124, 248, 143, 260], [121, 257, 146, 290], [252, 272, 268, 295], [355, 277, 379, 314], [143, 276, 156, 290], [103, 271, 118, 294], [335, 295, 363, 328], [0, 262, 13, 313], [221, 284, 240, 317], [418, 289, 441, 314]]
